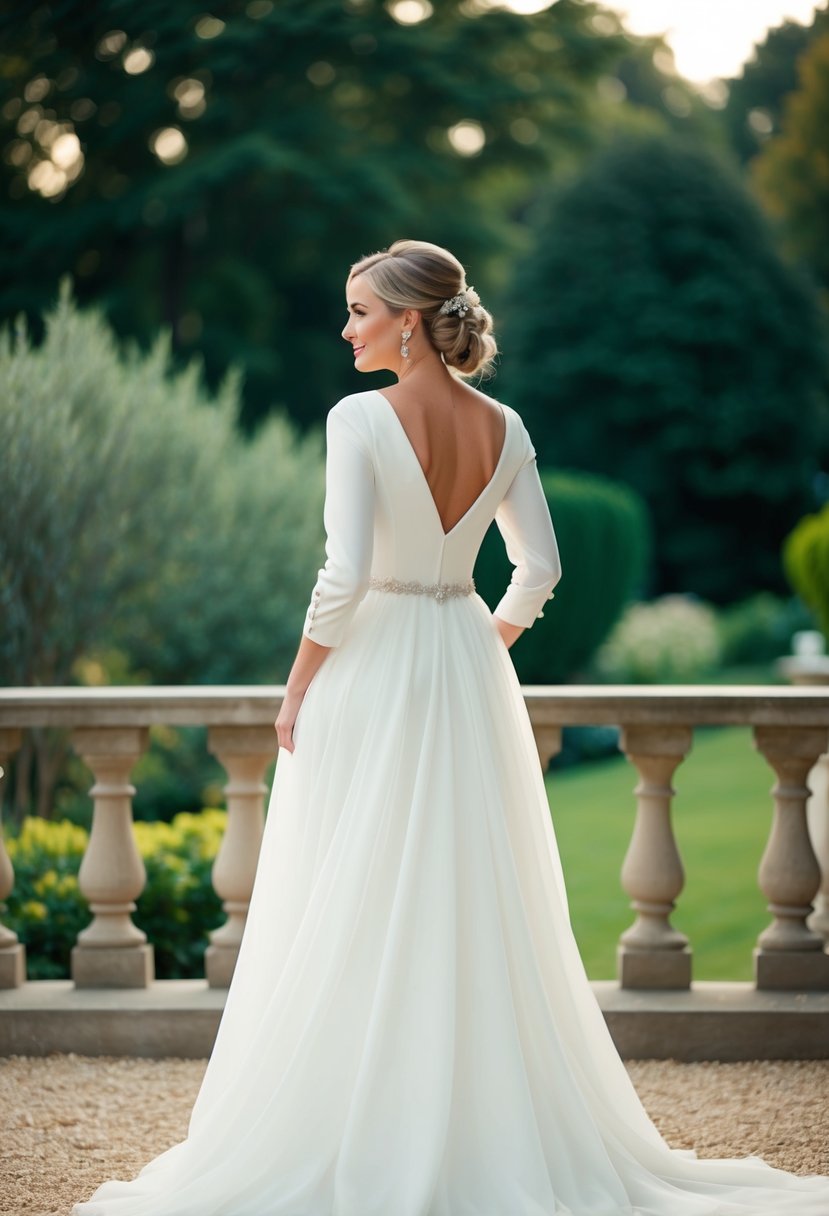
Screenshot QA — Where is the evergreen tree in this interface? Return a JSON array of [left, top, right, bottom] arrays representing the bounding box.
[[501, 134, 829, 602]]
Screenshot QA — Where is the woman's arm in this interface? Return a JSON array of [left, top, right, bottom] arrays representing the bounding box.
[[275, 635, 332, 754], [275, 404, 375, 752], [492, 454, 561, 649]]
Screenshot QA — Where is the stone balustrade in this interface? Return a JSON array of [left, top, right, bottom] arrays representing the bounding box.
[[0, 686, 828, 1003]]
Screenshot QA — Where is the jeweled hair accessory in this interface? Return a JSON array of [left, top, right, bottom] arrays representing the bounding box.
[[438, 286, 478, 318]]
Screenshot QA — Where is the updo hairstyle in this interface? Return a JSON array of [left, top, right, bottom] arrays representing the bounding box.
[[348, 239, 498, 379]]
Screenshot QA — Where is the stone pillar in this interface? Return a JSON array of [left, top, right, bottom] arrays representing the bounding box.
[[71, 727, 153, 988], [806, 751, 829, 940], [0, 729, 25, 988], [205, 726, 273, 988], [535, 725, 562, 772], [753, 726, 829, 990], [617, 725, 693, 989]]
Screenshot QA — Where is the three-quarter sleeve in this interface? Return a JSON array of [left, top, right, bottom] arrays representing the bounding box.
[[493, 435, 561, 629], [302, 406, 375, 648]]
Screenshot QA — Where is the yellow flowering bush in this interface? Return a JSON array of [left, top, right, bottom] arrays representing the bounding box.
[[5, 818, 88, 978], [5, 811, 227, 979], [133, 810, 225, 977]]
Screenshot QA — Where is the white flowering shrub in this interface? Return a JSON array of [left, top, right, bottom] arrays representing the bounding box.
[[593, 595, 722, 683]]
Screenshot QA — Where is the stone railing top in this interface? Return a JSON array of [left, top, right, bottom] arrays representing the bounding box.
[[0, 685, 828, 730]]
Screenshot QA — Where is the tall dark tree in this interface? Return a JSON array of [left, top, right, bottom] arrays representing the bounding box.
[[501, 134, 829, 602], [0, 0, 624, 429]]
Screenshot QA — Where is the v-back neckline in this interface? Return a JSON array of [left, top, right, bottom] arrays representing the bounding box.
[[372, 388, 510, 540]]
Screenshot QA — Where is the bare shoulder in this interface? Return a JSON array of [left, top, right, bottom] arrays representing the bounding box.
[[454, 385, 512, 444], [381, 379, 505, 421], [455, 381, 506, 417], [372, 382, 405, 409]]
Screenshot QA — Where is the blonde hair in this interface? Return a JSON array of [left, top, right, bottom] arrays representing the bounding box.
[[348, 239, 498, 379]]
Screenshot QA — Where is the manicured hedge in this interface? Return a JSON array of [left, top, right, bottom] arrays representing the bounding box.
[[474, 468, 652, 683], [784, 504, 829, 642]]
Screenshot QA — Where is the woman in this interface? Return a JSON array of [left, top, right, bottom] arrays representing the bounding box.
[[74, 239, 829, 1214]]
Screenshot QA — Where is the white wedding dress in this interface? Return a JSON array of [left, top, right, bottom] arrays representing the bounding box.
[[74, 388, 829, 1215]]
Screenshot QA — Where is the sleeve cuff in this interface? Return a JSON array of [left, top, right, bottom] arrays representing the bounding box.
[[494, 583, 556, 628]]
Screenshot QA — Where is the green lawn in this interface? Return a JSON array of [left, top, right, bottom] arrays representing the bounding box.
[[545, 727, 776, 981]]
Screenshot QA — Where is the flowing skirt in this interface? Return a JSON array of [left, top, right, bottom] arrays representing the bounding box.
[[74, 588, 829, 1215]]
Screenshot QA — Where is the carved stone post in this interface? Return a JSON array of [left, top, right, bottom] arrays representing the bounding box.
[[71, 727, 153, 988], [617, 725, 693, 989], [753, 726, 829, 990], [806, 751, 829, 940], [205, 726, 274, 988], [535, 725, 562, 772], [0, 729, 25, 988]]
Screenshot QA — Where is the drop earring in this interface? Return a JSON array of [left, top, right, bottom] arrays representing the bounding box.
[[401, 330, 412, 359]]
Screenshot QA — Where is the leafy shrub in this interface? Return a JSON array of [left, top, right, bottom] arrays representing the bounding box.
[[718, 593, 815, 665], [784, 505, 829, 642], [130, 726, 228, 825], [474, 468, 652, 683], [0, 282, 326, 690], [4, 811, 226, 980], [2, 818, 88, 979], [593, 595, 722, 683], [133, 811, 225, 978]]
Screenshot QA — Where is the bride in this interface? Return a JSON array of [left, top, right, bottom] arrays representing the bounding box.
[[74, 239, 829, 1214]]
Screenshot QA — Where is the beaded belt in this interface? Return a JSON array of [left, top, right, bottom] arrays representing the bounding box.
[[368, 575, 475, 603]]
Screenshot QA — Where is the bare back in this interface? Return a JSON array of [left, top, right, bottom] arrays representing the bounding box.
[[376, 381, 507, 535]]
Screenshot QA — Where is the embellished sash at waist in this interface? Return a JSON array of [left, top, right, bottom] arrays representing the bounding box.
[[368, 576, 475, 603]]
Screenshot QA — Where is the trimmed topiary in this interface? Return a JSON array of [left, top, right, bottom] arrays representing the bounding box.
[[784, 504, 829, 641], [475, 468, 652, 683]]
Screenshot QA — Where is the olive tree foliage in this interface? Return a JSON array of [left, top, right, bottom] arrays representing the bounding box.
[[500, 134, 829, 603], [1, 282, 325, 690]]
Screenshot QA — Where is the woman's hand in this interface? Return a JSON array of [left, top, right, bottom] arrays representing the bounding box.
[[275, 634, 333, 754], [274, 688, 306, 754], [492, 613, 524, 651]]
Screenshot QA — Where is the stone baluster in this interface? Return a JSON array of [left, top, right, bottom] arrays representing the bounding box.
[[617, 725, 693, 989], [205, 726, 274, 987], [0, 729, 25, 988], [71, 727, 153, 988], [534, 725, 562, 772], [806, 750, 829, 940], [752, 726, 829, 990]]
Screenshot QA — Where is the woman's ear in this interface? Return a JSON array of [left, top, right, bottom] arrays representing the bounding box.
[[404, 308, 421, 333]]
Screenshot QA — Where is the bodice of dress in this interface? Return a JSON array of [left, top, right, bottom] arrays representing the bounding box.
[[303, 389, 561, 648]]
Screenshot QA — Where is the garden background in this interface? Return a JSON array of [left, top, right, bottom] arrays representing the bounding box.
[[3, 0, 829, 982]]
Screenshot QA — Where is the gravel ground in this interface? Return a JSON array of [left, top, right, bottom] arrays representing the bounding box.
[[0, 1055, 827, 1216]]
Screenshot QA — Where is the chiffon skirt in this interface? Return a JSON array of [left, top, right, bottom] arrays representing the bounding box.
[[73, 588, 829, 1215]]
